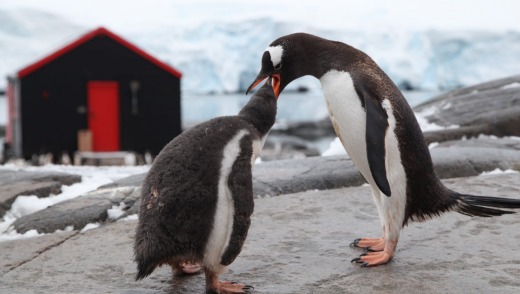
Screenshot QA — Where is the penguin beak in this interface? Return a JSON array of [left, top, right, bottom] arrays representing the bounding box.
[[246, 74, 281, 99], [246, 76, 266, 95]]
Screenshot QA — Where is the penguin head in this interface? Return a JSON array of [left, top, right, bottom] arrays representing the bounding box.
[[247, 33, 308, 98]]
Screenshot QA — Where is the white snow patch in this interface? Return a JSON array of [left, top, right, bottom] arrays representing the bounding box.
[[107, 202, 127, 220], [414, 106, 459, 132], [500, 82, 520, 89], [0, 229, 43, 242], [480, 168, 518, 176], [0, 165, 148, 236], [428, 142, 439, 149], [254, 157, 262, 164], [55, 226, 74, 233], [476, 134, 520, 141], [322, 137, 348, 157], [81, 223, 100, 233], [118, 214, 138, 222]]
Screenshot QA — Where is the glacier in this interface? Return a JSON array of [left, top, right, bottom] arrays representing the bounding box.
[[0, 8, 519, 94]]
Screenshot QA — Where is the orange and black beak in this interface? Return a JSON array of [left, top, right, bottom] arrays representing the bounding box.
[[246, 74, 281, 99]]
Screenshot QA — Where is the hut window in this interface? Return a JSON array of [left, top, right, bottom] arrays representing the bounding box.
[[130, 80, 140, 115]]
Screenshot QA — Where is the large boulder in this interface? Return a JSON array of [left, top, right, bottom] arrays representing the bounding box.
[[415, 75, 520, 143]]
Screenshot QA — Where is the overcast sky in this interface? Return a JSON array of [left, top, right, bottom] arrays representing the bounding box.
[[3, 0, 520, 34]]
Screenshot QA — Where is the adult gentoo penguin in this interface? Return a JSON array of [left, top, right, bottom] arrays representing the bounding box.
[[134, 83, 277, 293], [247, 32, 520, 267]]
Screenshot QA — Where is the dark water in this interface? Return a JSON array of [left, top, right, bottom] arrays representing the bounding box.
[[182, 90, 439, 127]]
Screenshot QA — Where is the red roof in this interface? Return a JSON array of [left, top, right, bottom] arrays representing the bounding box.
[[17, 27, 182, 79]]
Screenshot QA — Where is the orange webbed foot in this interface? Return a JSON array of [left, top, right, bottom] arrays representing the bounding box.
[[351, 251, 393, 267], [350, 237, 385, 252], [351, 240, 397, 267], [207, 281, 254, 293]]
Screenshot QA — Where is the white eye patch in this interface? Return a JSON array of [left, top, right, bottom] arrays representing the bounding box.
[[266, 45, 283, 68]]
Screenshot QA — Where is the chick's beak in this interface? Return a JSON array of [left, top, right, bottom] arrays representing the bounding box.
[[269, 74, 281, 99]]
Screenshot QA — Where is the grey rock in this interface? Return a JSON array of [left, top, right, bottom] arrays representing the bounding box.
[[262, 134, 322, 161], [0, 170, 81, 217], [12, 142, 520, 234], [1, 173, 519, 294], [11, 186, 137, 234], [415, 75, 520, 143], [431, 147, 520, 179], [99, 173, 146, 190], [270, 118, 335, 140], [0, 231, 77, 276], [436, 137, 520, 150], [253, 155, 364, 197]]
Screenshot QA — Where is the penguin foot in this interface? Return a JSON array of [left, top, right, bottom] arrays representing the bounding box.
[[207, 281, 254, 293], [350, 237, 385, 251], [175, 262, 203, 275], [351, 251, 393, 267]]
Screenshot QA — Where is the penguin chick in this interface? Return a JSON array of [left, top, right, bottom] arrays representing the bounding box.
[[247, 32, 520, 267], [134, 83, 276, 293]]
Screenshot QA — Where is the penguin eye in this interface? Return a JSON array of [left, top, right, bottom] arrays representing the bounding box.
[[274, 63, 282, 70]]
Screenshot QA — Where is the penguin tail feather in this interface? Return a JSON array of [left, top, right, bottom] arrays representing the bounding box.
[[135, 257, 158, 281], [453, 192, 520, 217]]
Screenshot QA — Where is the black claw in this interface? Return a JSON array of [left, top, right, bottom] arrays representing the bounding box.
[[350, 238, 361, 247], [360, 253, 368, 257], [351, 257, 365, 264], [243, 285, 254, 293], [360, 263, 370, 268]]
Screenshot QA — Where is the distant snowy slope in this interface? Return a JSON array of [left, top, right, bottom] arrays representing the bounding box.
[[0, 9, 83, 82], [1, 8, 519, 94]]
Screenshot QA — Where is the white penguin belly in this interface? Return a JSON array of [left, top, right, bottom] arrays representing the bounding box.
[[320, 70, 408, 237], [204, 129, 249, 273], [320, 70, 375, 185]]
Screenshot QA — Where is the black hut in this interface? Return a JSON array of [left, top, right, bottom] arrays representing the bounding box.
[[5, 27, 182, 160]]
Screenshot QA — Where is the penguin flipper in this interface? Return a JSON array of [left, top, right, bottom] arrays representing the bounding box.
[[220, 135, 255, 266], [357, 84, 392, 197]]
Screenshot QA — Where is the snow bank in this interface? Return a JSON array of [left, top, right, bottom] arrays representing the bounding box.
[[414, 106, 459, 132], [322, 137, 348, 157], [480, 168, 519, 176], [0, 164, 148, 239]]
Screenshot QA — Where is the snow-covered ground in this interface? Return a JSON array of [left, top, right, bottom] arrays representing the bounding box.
[[0, 1, 519, 94], [0, 164, 148, 241]]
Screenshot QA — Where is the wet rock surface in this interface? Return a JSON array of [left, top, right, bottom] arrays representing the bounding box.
[[1, 173, 519, 293]]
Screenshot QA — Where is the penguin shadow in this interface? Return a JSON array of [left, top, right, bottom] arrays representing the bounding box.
[[161, 272, 206, 294], [160, 271, 256, 294]]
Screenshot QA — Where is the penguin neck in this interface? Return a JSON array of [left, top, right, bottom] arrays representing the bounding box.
[[238, 90, 277, 137], [297, 41, 367, 80]]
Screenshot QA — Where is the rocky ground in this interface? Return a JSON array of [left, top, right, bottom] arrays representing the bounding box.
[[1, 173, 519, 294], [1, 75, 520, 293]]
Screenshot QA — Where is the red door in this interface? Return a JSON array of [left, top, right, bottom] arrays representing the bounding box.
[[87, 81, 120, 151]]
